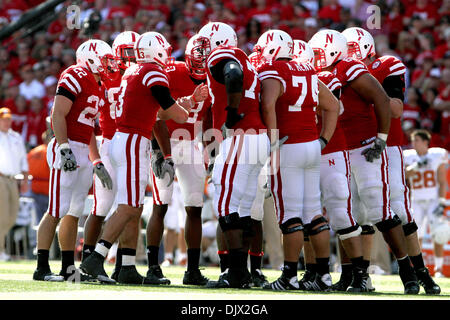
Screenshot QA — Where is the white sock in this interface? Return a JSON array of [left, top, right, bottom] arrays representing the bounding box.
[[95, 243, 109, 258], [122, 255, 136, 266], [435, 257, 443, 271]]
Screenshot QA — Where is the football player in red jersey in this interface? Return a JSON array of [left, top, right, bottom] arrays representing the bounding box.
[[81, 31, 150, 285], [343, 27, 440, 294], [291, 40, 371, 292], [309, 29, 420, 294], [254, 30, 339, 291], [33, 40, 114, 282], [194, 22, 270, 288], [80, 32, 190, 283], [146, 34, 211, 286]]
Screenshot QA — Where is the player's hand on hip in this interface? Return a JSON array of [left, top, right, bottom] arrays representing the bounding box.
[[361, 137, 386, 162], [94, 161, 113, 190], [160, 156, 175, 187], [60, 144, 77, 172]]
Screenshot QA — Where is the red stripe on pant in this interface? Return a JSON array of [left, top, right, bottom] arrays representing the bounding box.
[[270, 152, 280, 224], [343, 150, 355, 226], [275, 153, 284, 224], [398, 146, 413, 222], [55, 169, 61, 219], [381, 151, 390, 220], [223, 135, 244, 216], [217, 136, 237, 217], [151, 171, 162, 205], [125, 134, 133, 206], [48, 141, 56, 216], [134, 135, 142, 207]]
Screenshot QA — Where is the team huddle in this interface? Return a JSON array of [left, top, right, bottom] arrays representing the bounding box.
[[31, 21, 448, 295]]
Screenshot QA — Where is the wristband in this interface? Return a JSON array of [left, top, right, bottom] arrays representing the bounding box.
[[164, 154, 172, 160], [319, 136, 328, 145], [377, 133, 388, 141], [92, 159, 102, 166], [59, 142, 70, 150]]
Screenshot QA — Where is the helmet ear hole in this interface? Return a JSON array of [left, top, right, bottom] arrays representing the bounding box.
[[88, 58, 94, 64], [215, 41, 221, 46], [269, 49, 275, 54]]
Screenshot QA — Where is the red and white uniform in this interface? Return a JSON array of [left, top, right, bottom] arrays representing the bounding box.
[[207, 47, 270, 219], [47, 65, 105, 218], [334, 57, 393, 226], [369, 55, 413, 226], [111, 63, 167, 207], [404, 148, 448, 237], [91, 74, 121, 217], [151, 61, 208, 208], [257, 60, 321, 226], [317, 71, 357, 235]]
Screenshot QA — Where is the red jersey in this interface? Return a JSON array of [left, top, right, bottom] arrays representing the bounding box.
[[206, 47, 265, 132], [55, 65, 105, 145], [258, 60, 318, 144], [317, 71, 347, 154], [115, 63, 169, 140], [100, 75, 121, 140], [333, 58, 374, 150], [165, 61, 210, 140], [368, 55, 406, 147]]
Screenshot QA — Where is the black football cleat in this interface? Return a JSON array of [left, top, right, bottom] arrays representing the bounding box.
[[146, 265, 171, 285], [251, 269, 269, 288], [33, 268, 64, 282], [206, 270, 229, 288], [60, 268, 97, 283], [111, 267, 121, 282], [183, 269, 209, 286], [118, 265, 153, 285], [298, 269, 316, 290], [79, 251, 116, 284], [399, 266, 419, 295], [416, 267, 441, 295], [346, 268, 371, 293], [206, 269, 251, 289], [263, 274, 299, 291], [331, 271, 352, 292], [300, 273, 332, 292]]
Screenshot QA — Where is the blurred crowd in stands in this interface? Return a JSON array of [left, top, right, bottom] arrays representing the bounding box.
[[0, 0, 449, 152]]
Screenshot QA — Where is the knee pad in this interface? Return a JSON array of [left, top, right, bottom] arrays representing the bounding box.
[[361, 224, 375, 235], [280, 217, 304, 235], [305, 216, 330, 236], [402, 221, 418, 236], [240, 216, 254, 238], [337, 225, 362, 241], [375, 214, 401, 233], [218, 212, 241, 232]]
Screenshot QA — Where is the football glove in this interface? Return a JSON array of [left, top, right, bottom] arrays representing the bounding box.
[[432, 198, 448, 217], [94, 161, 113, 190], [361, 137, 386, 162], [160, 157, 175, 187], [319, 136, 328, 151], [60, 144, 77, 172], [151, 149, 164, 178]]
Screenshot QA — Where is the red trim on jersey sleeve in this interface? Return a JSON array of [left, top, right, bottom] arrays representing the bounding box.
[[335, 58, 369, 85], [58, 72, 82, 97], [141, 70, 169, 88], [257, 64, 287, 92], [207, 47, 240, 69]]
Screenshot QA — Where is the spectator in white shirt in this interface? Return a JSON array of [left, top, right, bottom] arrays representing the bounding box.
[[0, 107, 29, 261], [19, 64, 45, 101]]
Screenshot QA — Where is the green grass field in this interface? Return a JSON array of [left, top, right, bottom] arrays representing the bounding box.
[[1, 260, 449, 300]]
